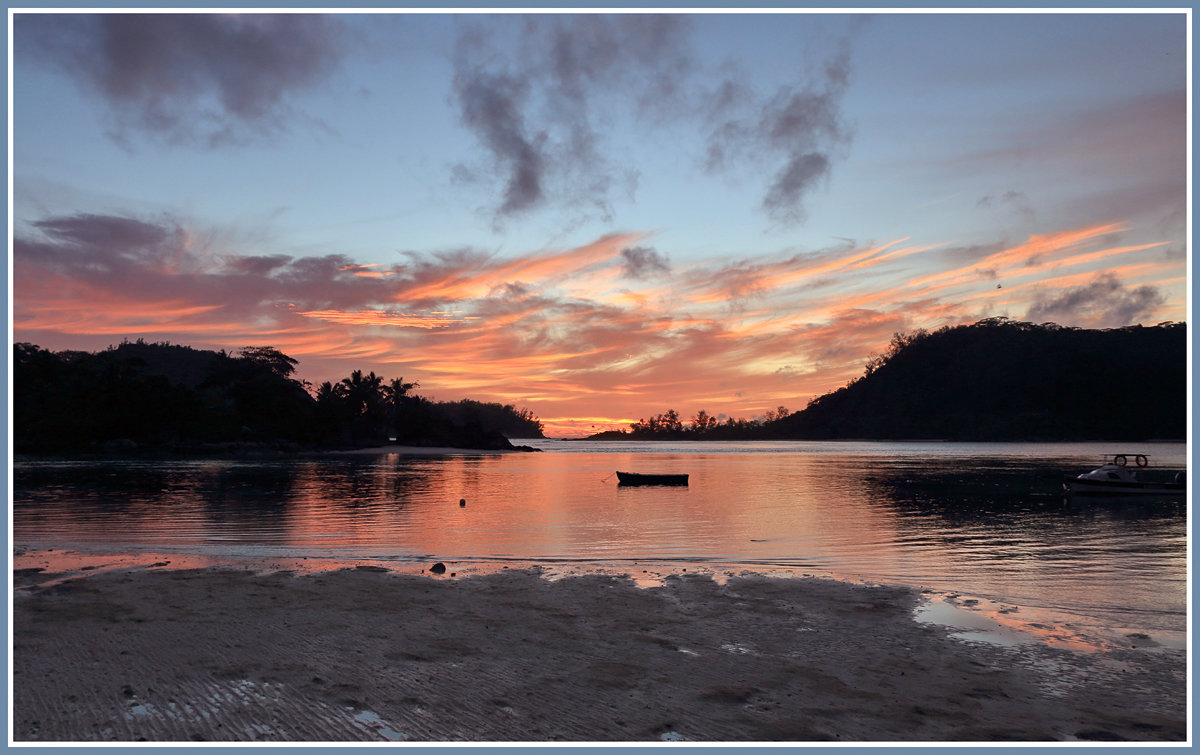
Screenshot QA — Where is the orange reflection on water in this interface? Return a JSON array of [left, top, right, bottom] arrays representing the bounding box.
[[12, 444, 1187, 655]]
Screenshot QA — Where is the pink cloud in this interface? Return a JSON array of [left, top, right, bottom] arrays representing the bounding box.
[[298, 310, 476, 329], [13, 211, 1184, 436]]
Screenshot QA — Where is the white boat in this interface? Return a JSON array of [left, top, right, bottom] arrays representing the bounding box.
[[1063, 454, 1185, 496]]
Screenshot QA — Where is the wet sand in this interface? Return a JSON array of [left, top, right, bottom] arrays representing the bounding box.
[[11, 556, 1187, 743]]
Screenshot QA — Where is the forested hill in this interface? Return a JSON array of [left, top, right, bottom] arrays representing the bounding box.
[[775, 319, 1187, 441], [13, 341, 544, 454]]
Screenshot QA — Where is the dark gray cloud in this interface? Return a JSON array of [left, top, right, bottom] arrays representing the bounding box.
[[19, 213, 193, 279], [620, 245, 670, 279], [452, 15, 855, 226], [539, 14, 693, 120], [452, 15, 692, 223], [15, 212, 385, 315], [453, 68, 545, 215], [227, 255, 294, 275], [16, 13, 348, 146], [709, 49, 854, 224], [32, 213, 178, 256], [762, 152, 832, 222], [1025, 272, 1165, 328]]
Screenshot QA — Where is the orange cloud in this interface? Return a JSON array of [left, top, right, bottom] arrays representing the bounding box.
[[13, 212, 1184, 436], [298, 310, 476, 328]]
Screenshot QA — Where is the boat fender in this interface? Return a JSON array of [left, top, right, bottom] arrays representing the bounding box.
[[1175, 471, 1187, 485], [1114, 455, 1127, 467], [1135, 455, 1148, 468]]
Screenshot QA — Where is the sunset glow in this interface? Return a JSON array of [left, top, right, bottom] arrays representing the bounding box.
[[11, 11, 1187, 436]]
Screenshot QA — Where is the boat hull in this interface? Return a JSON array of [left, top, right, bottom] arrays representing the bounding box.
[[616, 471, 689, 486], [1063, 478, 1184, 496]]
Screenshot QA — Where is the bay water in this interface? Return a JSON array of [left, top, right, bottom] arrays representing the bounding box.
[[12, 440, 1187, 650]]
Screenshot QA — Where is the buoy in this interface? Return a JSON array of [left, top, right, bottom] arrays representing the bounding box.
[[459, 498, 466, 507]]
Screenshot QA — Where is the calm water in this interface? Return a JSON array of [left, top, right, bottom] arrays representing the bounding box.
[[12, 441, 1188, 648]]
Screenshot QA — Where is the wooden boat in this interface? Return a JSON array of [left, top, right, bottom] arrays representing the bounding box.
[[616, 471, 689, 486], [1063, 454, 1185, 497]]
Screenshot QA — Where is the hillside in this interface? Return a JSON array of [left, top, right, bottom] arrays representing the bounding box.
[[774, 319, 1187, 441]]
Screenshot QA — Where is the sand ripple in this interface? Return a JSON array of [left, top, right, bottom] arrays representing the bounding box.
[[12, 564, 1186, 742]]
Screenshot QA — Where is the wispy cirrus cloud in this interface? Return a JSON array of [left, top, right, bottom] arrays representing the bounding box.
[[977, 189, 1035, 220]]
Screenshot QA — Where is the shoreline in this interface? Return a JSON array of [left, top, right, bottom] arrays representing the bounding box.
[[330, 443, 526, 455], [12, 441, 542, 461], [11, 550, 1187, 743]]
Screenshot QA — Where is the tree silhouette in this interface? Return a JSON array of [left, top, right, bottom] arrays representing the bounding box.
[[14, 342, 544, 452], [238, 346, 299, 378]]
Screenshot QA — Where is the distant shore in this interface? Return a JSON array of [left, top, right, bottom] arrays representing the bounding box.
[[14, 439, 543, 459], [333, 443, 537, 455], [11, 551, 1186, 743], [574, 433, 1189, 443]]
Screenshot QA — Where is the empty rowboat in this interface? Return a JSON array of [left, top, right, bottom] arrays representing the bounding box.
[[615, 471, 689, 486]]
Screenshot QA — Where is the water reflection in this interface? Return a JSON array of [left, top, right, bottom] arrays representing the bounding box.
[[14, 448, 1186, 562], [13, 442, 1186, 647]]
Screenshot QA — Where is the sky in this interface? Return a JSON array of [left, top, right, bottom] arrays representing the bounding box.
[[10, 11, 1190, 437]]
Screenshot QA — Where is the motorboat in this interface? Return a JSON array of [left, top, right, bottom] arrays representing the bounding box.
[[615, 471, 689, 486], [1063, 454, 1185, 497]]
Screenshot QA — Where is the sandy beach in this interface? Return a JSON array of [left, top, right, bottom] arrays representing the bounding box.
[[10, 552, 1186, 744]]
